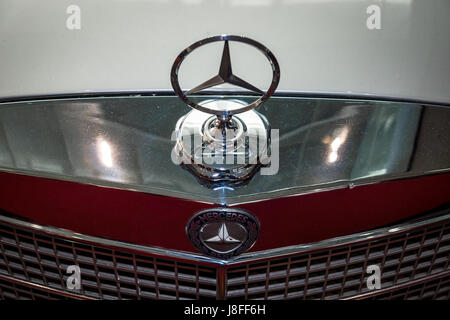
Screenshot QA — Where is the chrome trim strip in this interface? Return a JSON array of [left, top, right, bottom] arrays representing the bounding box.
[[0, 209, 448, 266], [229, 169, 450, 206], [0, 90, 449, 107], [0, 273, 95, 300], [228, 210, 450, 265]]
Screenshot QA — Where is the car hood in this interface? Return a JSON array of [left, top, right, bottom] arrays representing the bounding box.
[[0, 0, 449, 104]]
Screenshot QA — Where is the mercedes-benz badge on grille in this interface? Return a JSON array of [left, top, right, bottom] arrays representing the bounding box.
[[186, 208, 260, 259]]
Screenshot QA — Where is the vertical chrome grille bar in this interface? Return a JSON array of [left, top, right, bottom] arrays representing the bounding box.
[[339, 246, 352, 298], [427, 227, 444, 276], [392, 237, 409, 286], [284, 257, 291, 299], [51, 236, 66, 291], [111, 249, 122, 299], [321, 250, 332, 299], [131, 253, 140, 300], [194, 264, 199, 299], [153, 258, 160, 299], [13, 229, 30, 282], [174, 261, 179, 300], [216, 266, 226, 300], [244, 263, 249, 299], [358, 243, 371, 294], [264, 261, 270, 299], [303, 253, 312, 299], [31, 233, 48, 287], [90, 245, 103, 299], [410, 231, 427, 281]]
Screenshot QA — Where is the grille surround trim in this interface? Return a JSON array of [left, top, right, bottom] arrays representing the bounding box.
[[1, 208, 449, 300], [0, 209, 449, 267]]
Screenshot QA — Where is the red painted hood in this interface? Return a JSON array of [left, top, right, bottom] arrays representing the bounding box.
[[0, 171, 448, 253]]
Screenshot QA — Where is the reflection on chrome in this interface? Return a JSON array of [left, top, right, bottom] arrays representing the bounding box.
[[97, 138, 113, 168], [326, 126, 349, 164]]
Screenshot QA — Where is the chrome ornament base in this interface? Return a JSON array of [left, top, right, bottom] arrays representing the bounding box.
[[173, 100, 271, 187]]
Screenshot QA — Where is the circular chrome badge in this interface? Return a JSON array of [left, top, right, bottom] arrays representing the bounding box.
[[170, 35, 280, 117], [186, 208, 260, 260]]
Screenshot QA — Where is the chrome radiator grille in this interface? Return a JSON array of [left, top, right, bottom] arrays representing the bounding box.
[[226, 219, 450, 299], [0, 223, 217, 300], [0, 210, 449, 300]]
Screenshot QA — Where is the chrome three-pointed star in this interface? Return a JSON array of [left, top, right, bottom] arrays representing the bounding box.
[[185, 40, 263, 95], [205, 223, 241, 244]]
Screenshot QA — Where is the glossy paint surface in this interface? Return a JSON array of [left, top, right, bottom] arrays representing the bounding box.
[[0, 171, 448, 253], [0, 1, 449, 104]]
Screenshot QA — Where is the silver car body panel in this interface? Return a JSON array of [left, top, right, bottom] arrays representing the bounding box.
[[0, 0, 449, 104]]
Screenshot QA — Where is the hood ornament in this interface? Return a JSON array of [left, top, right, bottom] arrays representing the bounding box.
[[171, 35, 280, 187]]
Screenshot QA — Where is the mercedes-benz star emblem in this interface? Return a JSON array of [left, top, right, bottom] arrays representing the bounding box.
[[205, 223, 241, 244], [171, 35, 280, 117], [186, 208, 260, 260], [185, 40, 263, 96]]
